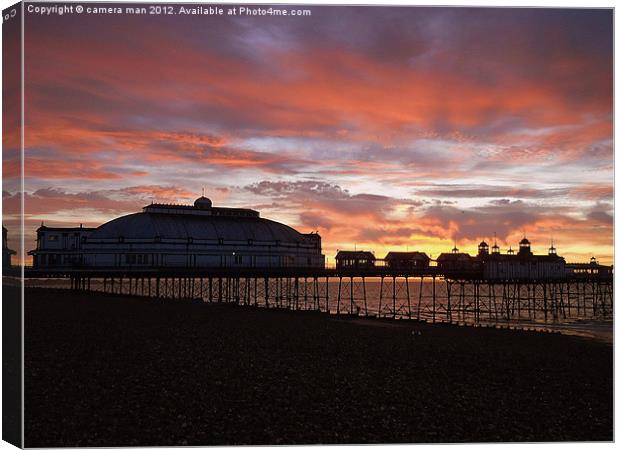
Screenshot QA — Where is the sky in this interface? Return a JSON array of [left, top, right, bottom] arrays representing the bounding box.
[[4, 5, 613, 265]]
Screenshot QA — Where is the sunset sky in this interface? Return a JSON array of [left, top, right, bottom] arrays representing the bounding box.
[[4, 5, 613, 265]]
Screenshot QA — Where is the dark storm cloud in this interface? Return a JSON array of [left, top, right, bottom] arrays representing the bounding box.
[[245, 180, 423, 216], [415, 184, 568, 199]]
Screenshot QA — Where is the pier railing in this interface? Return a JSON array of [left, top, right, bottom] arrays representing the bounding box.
[[8, 264, 612, 281]]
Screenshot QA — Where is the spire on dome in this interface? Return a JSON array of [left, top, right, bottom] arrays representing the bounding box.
[[491, 232, 500, 254]]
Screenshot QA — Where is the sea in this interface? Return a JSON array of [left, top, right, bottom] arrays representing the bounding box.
[[18, 276, 614, 343]]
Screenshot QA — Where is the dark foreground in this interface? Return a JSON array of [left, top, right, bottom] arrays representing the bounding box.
[[24, 287, 612, 446]]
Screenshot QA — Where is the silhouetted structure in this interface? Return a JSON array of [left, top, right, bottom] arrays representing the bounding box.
[[384, 251, 430, 270], [436, 245, 474, 271], [477, 238, 566, 280], [335, 251, 375, 269], [435, 238, 569, 280], [3, 226, 16, 267], [28, 224, 94, 268], [566, 257, 613, 277], [29, 197, 325, 269], [477, 241, 489, 256], [25, 201, 609, 285]]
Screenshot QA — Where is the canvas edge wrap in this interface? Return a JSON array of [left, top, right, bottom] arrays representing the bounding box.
[[2, 1, 24, 448]]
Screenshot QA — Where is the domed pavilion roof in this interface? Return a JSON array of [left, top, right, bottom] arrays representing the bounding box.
[[87, 212, 308, 243]]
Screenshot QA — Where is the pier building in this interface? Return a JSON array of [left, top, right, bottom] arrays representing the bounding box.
[[29, 224, 94, 268], [384, 251, 430, 270], [436, 246, 474, 271], [29, 197, 325, 269], [476, 238, 566, 280], [566, 257, 613, 277], [335, 250, 376, 269]]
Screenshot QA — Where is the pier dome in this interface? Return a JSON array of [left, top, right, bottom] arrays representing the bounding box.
[[518, 237, 532, 256], [73, 196, 325, 269], [477, 241, 489, 256], [87, 211, 307, 243], [193, 196, 213, 209]]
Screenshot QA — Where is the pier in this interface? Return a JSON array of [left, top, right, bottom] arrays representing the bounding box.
[[18, 266, 613, 328]]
